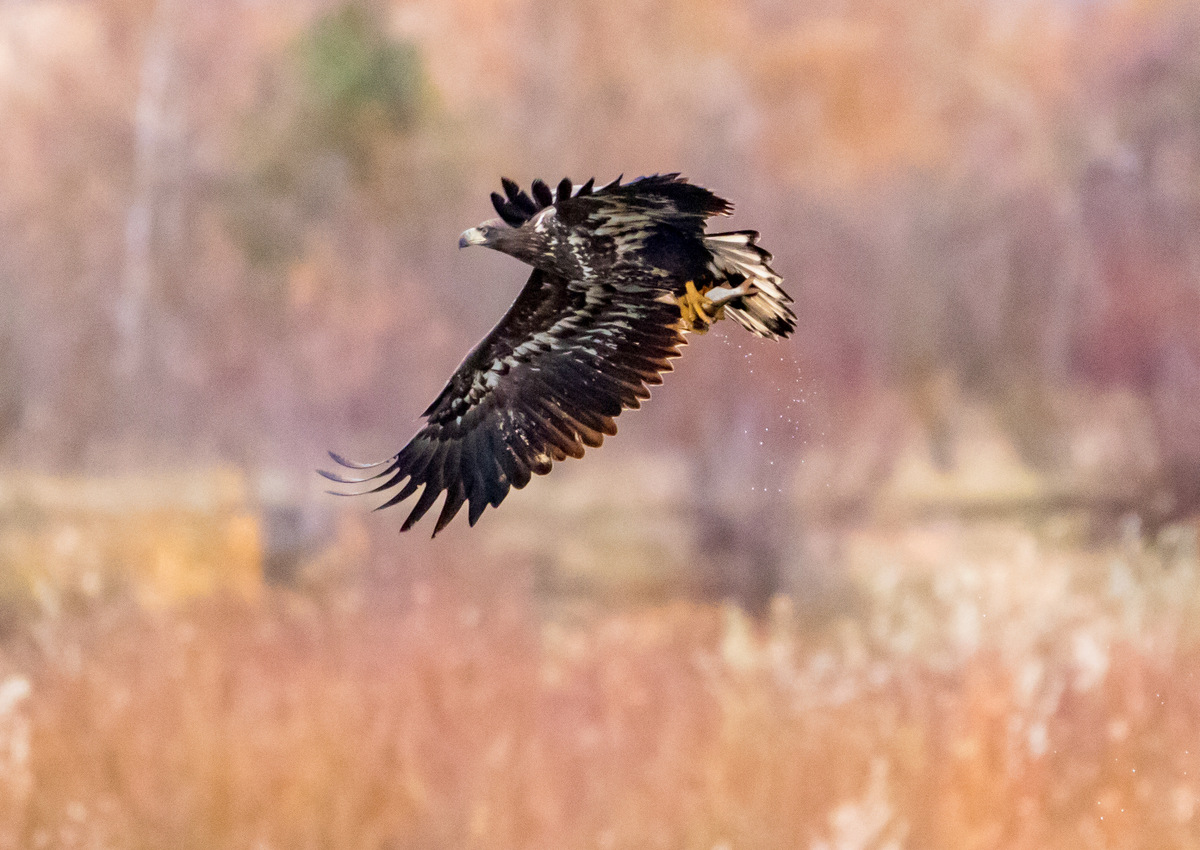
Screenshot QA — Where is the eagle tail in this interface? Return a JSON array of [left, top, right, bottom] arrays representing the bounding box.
[[705, 231, 796, 339]]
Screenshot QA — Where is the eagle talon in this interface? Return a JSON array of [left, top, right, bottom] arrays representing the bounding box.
[[677, 280, 725, 333]]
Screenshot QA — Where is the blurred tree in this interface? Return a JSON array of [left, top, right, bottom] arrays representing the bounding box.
[[0, 0, 1195, 532], [223, 1, 428, 273], [299, 3, 426, 161], [0, 322, 19, 450], [117, 0, 184, 377]]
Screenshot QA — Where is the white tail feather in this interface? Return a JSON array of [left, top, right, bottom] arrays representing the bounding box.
[[705, 231, 795, 338]]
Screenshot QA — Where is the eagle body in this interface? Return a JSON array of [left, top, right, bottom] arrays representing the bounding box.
[[474, 176, 739, 294], [324, 174, 796, 535]]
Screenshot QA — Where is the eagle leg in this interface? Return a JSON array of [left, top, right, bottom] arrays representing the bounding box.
[[676, 280, 725, 334]]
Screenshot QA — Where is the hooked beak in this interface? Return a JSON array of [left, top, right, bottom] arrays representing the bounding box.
[[458, 227, 488, 249]]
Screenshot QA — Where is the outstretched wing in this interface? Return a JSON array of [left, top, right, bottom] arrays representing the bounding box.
[[489, 173, 732, 234], [321, 269, 686, 536]]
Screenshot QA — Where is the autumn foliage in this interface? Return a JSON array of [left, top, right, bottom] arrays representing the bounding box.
[[1, 1, 1200, 847]]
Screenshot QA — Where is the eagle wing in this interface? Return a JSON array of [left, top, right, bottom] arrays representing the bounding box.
[[321, 269, 686, 536], [490, 173, 732, 234]]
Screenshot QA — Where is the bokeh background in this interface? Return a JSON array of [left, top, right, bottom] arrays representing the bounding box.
[[1, 0, 1199, 847]]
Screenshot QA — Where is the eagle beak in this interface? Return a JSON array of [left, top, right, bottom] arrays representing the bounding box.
[[459, 227, 487, 249]]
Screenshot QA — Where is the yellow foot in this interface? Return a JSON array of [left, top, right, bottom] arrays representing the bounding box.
[[676, 280, 725, 333]]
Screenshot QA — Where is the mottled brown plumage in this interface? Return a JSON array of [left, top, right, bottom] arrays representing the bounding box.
[[323, 174, 795, 535]]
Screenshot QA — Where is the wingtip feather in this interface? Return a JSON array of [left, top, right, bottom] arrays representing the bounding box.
[[328, 450, 390, 469], [531, 178, 553, 207]]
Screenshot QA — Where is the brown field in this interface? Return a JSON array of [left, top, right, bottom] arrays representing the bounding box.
[[1, 518, 1198, 850]]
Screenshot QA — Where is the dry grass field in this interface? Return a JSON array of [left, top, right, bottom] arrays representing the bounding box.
[[0, 517, 1197, 850]]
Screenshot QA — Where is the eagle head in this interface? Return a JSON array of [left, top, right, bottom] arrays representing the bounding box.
[[459, 217, 547, 269], [458, 219, 510, 250]]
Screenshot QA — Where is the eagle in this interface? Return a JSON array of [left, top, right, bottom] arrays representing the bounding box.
[[322, 174, 796, 535]]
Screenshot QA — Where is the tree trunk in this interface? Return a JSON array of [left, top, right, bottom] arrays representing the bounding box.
[[116, 0, 182, 377]]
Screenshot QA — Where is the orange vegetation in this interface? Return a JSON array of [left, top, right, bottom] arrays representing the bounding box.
[[1, 519, 1198, 849]]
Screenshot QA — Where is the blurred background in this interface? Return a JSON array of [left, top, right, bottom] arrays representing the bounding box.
[[1, 0, 1199, 847]]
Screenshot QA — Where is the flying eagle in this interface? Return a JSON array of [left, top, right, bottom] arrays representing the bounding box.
[[322, 174, 796, 535]]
